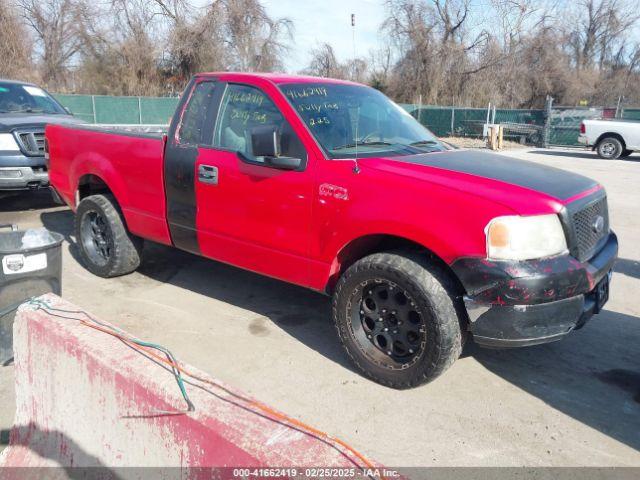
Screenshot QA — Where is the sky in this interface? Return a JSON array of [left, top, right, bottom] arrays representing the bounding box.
[[261, 0, 387, 72]]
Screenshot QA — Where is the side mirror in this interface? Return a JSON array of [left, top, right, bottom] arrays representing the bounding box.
[[64, 106, 72, 115], [251, 125, 280, 158], [250, 125, 302, 171]]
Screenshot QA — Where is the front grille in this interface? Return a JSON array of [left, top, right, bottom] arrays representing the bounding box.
[[571, 196, 609, 262], [15, 130, 45, 156]]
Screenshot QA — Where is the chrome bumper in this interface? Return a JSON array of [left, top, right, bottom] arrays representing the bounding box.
[[0, 166, 49, 190]]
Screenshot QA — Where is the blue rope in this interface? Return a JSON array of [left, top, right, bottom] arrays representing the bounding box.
[[25, 298, 195, 412]]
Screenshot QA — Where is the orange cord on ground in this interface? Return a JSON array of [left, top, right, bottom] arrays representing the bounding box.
[[69, 317, 377, 472]]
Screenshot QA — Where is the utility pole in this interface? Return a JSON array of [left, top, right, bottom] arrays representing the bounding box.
[[351, 13, 357, 81]]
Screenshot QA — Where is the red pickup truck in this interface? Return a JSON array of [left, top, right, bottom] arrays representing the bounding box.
[[46, 73, 617, 388]]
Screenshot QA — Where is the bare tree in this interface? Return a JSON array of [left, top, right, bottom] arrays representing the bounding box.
[[369, 44, 394, 92], [567, 0, 640, 71], [303, 43, 347, 78], [16, 0, 89, 89], [381, 0, 498, 104], [213, 0, 292, 71], [0, 0, 34, 80], [161, 0, 292, 89], [432, 0, 470, 44]]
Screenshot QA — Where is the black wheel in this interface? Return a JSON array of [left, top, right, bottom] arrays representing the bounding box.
[[621, 149, 633, 158], [596, 137, 623, 159], [528, 132, 542, 146], [332, 251, 465, 389], [75, 194, 143, 277]]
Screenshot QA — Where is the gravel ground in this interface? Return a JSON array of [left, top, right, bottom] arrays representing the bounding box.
[[442, 136, 527, 150]]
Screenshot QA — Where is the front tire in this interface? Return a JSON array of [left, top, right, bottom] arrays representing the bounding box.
[[596, 137, 623, 159], [75, 194, 143, 278], [332, 251, 465, 389]]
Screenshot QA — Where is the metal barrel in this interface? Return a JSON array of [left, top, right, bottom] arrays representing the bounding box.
[[0, 225, 63, 364]]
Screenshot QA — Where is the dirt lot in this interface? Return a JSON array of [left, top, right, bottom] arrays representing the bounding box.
[[1, 147, 639, 466], [442, 136, 526, 149]]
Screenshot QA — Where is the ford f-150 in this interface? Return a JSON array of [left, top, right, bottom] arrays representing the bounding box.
[[46, 73, 618, 388], [0, 79, 83, 192]]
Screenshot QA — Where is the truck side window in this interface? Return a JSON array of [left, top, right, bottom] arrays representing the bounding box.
[[178, 81, 217, 145], [214, 84, 306, 162]]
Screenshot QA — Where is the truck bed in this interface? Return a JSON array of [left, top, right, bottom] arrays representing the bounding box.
[[46, 124, 172, 245], [78, 124, 169, 136]]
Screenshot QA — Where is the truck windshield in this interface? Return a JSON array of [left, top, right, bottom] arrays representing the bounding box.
[[0, 82, 66, 115], [280, 83, 448, 158]]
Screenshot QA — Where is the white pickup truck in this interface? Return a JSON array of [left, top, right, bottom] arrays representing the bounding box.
[[579, 118, 640, 159]]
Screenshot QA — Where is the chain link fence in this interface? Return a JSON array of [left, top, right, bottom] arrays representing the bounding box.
[[53, 94, 178, 125], [401, 105, 546, 145], [53, 94, 638, 148], [403, 103, 640, 147]]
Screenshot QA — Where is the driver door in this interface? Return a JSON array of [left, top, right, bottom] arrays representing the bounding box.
[[194, 82, 315, 286]]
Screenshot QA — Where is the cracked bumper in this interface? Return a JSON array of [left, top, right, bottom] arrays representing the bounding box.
[[452, 233, 618, 348]]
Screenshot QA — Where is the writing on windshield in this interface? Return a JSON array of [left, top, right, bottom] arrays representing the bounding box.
[[280, 83, 446, 158]]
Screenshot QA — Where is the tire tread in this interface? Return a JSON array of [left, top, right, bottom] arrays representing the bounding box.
[[332, 250, 464, 389], [75, 194, 142, 278]]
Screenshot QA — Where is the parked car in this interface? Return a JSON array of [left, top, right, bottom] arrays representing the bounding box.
[[579, 118, 640, 159], [46, 73, 617, 388], [0, 79, 83, 192]]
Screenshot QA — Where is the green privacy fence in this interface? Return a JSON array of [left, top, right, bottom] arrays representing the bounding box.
[[622, 108, 640, 120], [53, 94, 179, 125], [53, 93, 638, 147]]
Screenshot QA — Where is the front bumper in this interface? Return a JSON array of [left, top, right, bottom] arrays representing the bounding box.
[[0, 166, 49, 190], [452, 232, 618, 347], [0, 154, 48, 190]]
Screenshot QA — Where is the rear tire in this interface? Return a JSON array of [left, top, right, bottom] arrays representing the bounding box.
[[596, 137, 623, 159], [332, 251, 465, 389], [75, 194, 143, 278]]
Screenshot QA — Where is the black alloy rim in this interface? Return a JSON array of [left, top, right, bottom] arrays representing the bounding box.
[[80, 210, 113, 266], [349, 280, 428, 369]]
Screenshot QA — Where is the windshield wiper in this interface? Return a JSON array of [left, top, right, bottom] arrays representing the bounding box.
[[410, 140, 440, 147], [2, 108, 46, 114], [332, 140, 395, 151]]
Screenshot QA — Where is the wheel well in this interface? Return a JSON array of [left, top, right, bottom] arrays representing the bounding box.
[[326, 234, 465, 296], [78, 174, 113, 200], [595, 132, 626, 150]]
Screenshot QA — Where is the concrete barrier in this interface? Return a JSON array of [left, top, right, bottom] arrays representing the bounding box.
[[0, 294, 376, 474]]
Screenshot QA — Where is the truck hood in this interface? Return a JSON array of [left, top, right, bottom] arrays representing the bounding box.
[[362, 149, 598, 210], [0, 113, 85, 133]]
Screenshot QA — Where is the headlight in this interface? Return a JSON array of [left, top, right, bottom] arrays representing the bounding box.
[[0, 133, 20, 151], [486, 214, 568, 261]]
